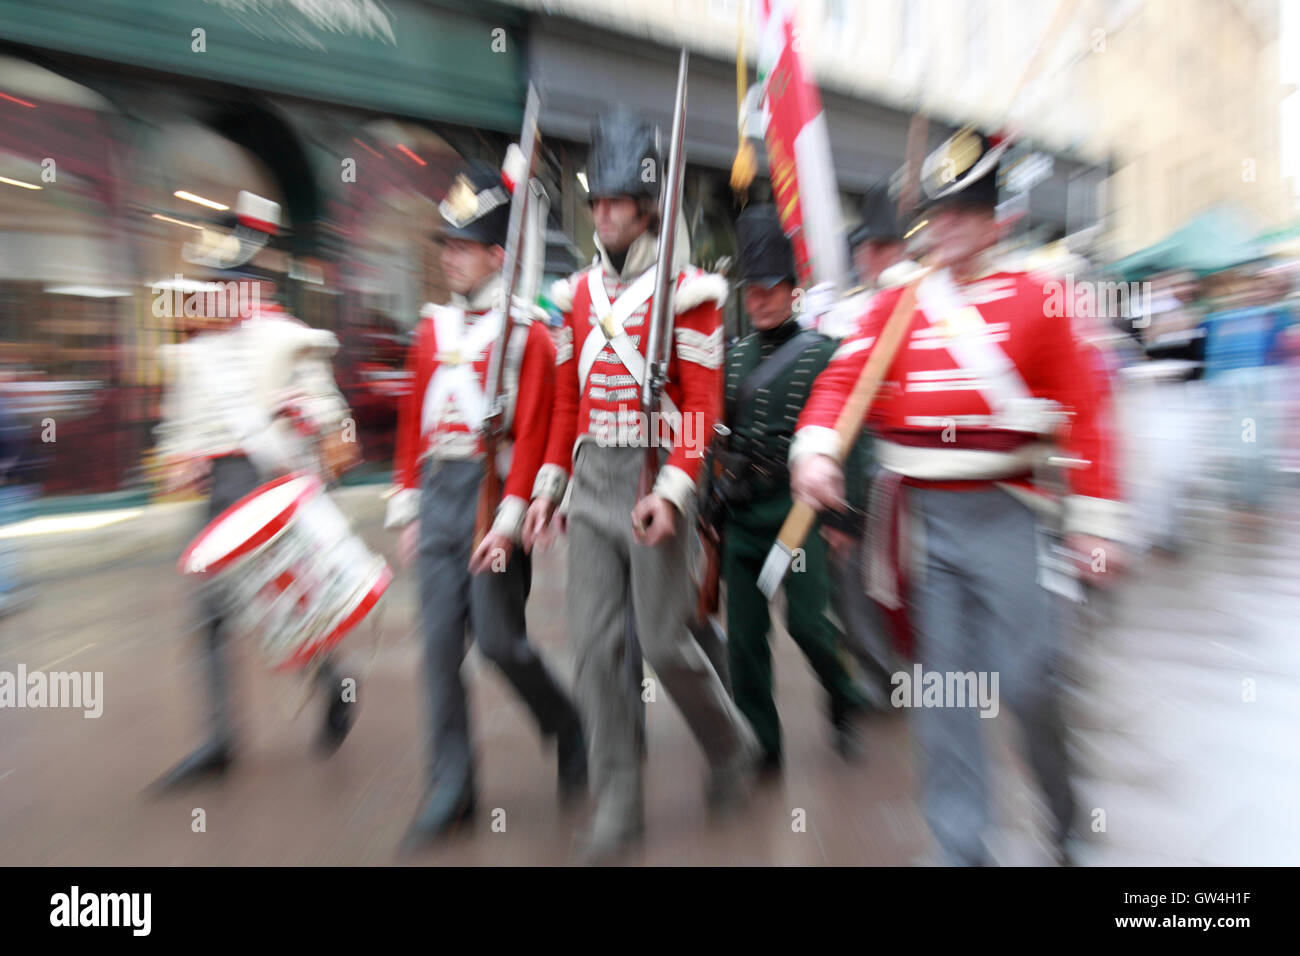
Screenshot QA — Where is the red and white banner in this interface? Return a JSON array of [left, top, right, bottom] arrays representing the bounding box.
[[755, 0, 847, 296]]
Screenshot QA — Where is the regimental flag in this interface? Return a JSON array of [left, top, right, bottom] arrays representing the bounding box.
[[754, 0, 847, 295]]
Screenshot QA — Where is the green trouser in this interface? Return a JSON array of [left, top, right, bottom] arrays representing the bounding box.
[[723, 495, 865, 762]]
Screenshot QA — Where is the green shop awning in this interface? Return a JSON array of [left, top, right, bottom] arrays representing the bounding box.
[[1112, 205, 1267, 280], [0, 0, 524, 130]]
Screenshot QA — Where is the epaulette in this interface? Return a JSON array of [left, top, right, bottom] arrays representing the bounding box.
[[549, 273, 580, 314], [675, 268, 729, 314]]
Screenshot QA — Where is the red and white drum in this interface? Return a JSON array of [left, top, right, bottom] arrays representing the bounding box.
[[179, 473, 392, 671]]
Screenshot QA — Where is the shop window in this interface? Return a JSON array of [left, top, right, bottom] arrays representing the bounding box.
[[0, 57, 132, 495]]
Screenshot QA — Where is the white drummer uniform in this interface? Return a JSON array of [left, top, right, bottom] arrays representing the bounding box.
[[156, 302, 352, 748], [156, 302, 348, 483]]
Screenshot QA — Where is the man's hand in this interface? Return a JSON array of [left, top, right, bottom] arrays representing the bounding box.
[[398, 523, 418, 569], [469, 530, 513, 575], [320, 431, 361, 481], [1065, 533, 1125, 588], [791, 454, 845, 513], [632, 494, 677, 547], [522, 498, 556, 553], [162, 456, 209, 494]]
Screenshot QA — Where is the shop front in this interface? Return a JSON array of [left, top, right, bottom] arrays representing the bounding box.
[[0, 0, 526, 496]]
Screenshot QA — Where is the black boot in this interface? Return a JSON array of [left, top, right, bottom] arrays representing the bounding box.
[[316, 658, 355, 755], [399, 786, 476, 854], [556, 716, 588, 805], [831, 706, 867, 763], [150, 738, 233, 793], [758, 749, 784, 783]]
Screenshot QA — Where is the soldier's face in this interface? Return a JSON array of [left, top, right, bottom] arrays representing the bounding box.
[[744, 282, 796, 331], [592, 197, 650, 255], [928, 205, 997, 274], [855, 240, 905, 286], [441, 238, 504, 297]]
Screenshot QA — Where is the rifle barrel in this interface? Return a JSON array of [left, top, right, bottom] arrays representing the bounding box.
[[641, 49, 689, 418]]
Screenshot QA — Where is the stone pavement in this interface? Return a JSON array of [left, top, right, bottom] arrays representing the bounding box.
[[1, 482, 1297, 865]]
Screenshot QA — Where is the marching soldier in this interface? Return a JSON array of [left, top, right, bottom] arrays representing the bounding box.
[[522, 108, 759, 860], [820, 183, 919, 341], [152, 192, 360, 790], [712, 204, 868, 777], [790, 129, 1125, 865], [385, 160, 588, 847], [820, 185, 923, 706]]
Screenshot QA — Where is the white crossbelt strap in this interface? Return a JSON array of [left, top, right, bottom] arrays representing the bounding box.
[[423, 305, 502, 433], [915, 268, 1032, 413], [578, 267, 655, 387], [580, 268, 681, 428]]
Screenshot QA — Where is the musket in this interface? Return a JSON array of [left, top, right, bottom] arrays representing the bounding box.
[[474, 83, 542, 550], [636, 49, 689, 504]]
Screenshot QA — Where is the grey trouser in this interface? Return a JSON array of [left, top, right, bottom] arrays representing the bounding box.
[[828, 536, 895, 709], [417, 459, 579, 796], [566, 443, 749, 818], [906, 486, 1075, 865], [195, 454, 262, 745], [192, 455, 342, 746]]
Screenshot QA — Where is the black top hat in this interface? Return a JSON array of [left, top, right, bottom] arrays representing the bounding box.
[[736, 204, 797, 289], [439, 159, 511, 247], [848, 182, 904, 249], [918, 127, 1010, 212], [587, 108, 661, 202]]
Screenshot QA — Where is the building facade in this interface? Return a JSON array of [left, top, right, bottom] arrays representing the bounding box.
[[515, 0, 1292, 257], [0, 0, 529, 494]]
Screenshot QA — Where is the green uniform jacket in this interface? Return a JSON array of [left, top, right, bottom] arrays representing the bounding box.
[[722, 317, 869, 532]]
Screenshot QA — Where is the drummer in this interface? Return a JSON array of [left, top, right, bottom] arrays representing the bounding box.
[[152, 192, 360, 791]]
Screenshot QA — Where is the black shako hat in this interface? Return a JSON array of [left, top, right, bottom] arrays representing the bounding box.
[[736, 204, 797, 289], [439, 159, 511, 247], [917, 126, 1010, 212], [587, 107, 661, 201], [848, 182, 904, 249]]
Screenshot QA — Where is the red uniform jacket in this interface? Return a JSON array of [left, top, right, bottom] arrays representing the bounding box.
[[533, 260, 728, 513], [387, 294, 555, 541], [793, 268, 1125, 542]]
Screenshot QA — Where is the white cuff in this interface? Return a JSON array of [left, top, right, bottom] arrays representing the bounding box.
[[789, 425, 843, 467], [652, 464, 697, 515], [384, 488, 420, 529], [531, 463, 568, 504], [1063, 495, 1127, 542], [804, 281, 837, 322], [491, 494, 528, 542]]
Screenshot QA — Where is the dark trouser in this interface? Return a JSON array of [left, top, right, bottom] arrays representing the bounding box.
[[906, 486, 1076, 865], [417, 459, 580, 797], [194, 455, 262, 746], [723, 513, 864, 762]]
